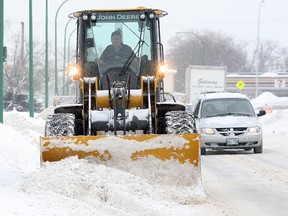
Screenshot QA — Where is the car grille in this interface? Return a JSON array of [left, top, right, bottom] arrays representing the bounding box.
[[216, 127, 248, 136]]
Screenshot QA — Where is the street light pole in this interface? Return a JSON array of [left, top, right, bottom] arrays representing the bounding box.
[[255, 0, 265, 98], [29, 0, 34, 117], [54, 0, 69, 96], [66, 28, 76, 95], [62, 18, 72, 95], [67, 28, 77, 66], [0, 0, 4, 123], [45, 0, 49, 108]]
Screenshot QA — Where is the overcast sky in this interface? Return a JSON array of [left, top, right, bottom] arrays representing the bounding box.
[[4, 0, 288, 51]]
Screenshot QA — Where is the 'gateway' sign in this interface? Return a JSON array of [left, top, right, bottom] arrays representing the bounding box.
[[197, 78, 218, 86]]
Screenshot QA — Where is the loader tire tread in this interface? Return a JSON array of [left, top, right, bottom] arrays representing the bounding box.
[[165, 111, 196, 134], [45, 113, 75, 136]]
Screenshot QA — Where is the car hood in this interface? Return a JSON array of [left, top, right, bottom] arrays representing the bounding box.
[[197, 115, 261, 128]]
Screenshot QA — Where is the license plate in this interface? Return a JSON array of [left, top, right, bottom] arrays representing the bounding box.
[[226, 138, 239, 145]]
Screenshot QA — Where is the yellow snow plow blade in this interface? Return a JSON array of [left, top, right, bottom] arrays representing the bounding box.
[[40, 134, 201, 186]]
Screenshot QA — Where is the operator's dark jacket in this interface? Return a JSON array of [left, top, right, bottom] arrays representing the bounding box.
[[100, 44, 133, 64]]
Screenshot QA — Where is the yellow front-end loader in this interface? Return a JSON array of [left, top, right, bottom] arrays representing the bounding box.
[[40, 7, 201, 186]]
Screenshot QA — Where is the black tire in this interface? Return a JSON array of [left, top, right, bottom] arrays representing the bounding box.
[[254, 144, 263, 154], [45, 113, 76, 136], [165, 111, 196, 134], [201, 148, 206, 155]]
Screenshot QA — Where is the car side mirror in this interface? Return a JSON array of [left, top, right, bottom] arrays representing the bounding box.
[[193, 112, 198, 119], [257, 110, 266, 117]]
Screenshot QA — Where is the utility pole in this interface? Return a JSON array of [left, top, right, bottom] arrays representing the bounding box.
[[29, 0, 34, 117], [255, 0, 265, 98], [55, 0, 69, 96], [0, 0, 4, 123], [45, 0, 49, 107]]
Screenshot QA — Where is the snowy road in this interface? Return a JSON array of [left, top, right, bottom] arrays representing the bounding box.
[[201, 134, 288, 216], [1, 108, 288, 215]]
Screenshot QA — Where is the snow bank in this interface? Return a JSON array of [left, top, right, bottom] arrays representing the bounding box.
[[260, 109, 288, 135], [0, 98, 287, 215], [0, 110, 205, 216], [251, 92, 288, 109], [0, 123, 39, 172], [0, 111, 45, 172], [20, 157, 205, 216]]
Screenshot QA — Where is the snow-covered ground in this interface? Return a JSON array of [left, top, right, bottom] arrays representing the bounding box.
[[0, 92, 287, 215]]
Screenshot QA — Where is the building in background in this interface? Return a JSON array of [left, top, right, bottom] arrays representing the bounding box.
[[227, 72, 288, 99]]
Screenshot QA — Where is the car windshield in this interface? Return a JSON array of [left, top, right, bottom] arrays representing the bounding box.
[[201, 98, 255, 118]]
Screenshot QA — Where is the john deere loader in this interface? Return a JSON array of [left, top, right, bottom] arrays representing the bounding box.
[[40, 7, 201, 186]]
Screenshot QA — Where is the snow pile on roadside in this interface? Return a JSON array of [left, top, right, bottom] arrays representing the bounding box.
[[0, 110, 205, 215], [251, 92, 288, 109], [20, 157, 205, 216], [4, 110, 45, 134], [0, 111, 44, 172], [259, 109, 288, 135], [0, 123, 39, 172]]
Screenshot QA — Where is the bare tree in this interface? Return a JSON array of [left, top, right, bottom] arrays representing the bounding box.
[[257, 40, 280, 72], [3, 31, 53, 111], [278, 47, 288, 71], [166, 29, 288, 93], [166, 30, 249, 92]]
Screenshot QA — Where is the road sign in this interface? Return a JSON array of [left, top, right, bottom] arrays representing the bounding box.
[[236, 80, 246, 90]]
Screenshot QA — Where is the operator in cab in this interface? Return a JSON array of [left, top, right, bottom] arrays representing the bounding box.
[[97, 30, 136, 66]]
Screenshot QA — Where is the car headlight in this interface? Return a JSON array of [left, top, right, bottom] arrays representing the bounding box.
[[248, 126, 261, 133], [201, 128, 215, 135]]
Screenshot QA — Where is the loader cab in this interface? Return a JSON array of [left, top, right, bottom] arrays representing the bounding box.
[[72, 8, 167, 90]]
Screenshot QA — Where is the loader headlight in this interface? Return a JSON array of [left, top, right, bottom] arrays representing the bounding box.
[[201, 128, 215, 135], [140, 13, 146, 20], [67, 64, 80, 80], [158, 63, 169, 78], [83, 14, 89, 20], [91, 13, 97, 21], [149, 13, 155, 19], [248, 126, 261, 133]]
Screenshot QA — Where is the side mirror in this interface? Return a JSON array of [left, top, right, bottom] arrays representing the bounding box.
[[193, 112, 198, 119], [257, 110, 266, 117], [85, 38, 95, 48]]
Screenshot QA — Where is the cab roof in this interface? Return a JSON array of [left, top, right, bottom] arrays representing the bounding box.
[[70, 7, 168, 19]]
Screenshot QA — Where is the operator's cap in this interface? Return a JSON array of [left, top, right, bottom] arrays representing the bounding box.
[[111, 30, 122, 38]]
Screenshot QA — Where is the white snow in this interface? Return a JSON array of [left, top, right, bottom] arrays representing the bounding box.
[[0, 91, 287, 215], [251, 91, 288, 109]]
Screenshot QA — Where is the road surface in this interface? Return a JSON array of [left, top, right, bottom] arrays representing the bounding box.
[[201, 134, 288, 216]]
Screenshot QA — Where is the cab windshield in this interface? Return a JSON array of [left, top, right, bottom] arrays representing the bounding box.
[[83, 11, 153, 80]]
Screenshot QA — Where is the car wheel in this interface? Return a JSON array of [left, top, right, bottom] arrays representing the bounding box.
[[254, 144, 263, 154], [201, 148, 206, 155]]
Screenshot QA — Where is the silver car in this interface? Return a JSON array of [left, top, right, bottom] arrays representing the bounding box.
[[191, 92, 266, 155]]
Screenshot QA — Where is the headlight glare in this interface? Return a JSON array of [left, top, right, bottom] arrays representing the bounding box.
[[67, 64, 81, 80], [201, 128, 215, 135], [249, 126, 261, 133]]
